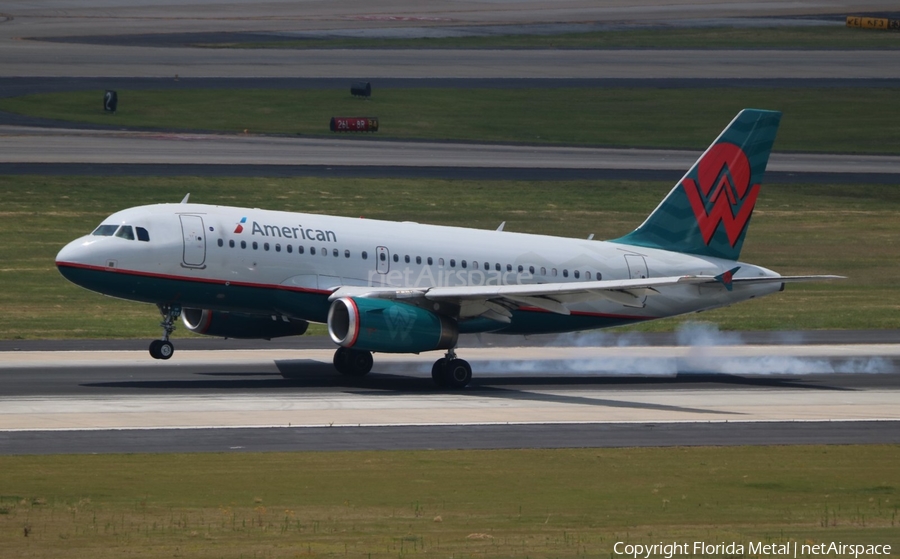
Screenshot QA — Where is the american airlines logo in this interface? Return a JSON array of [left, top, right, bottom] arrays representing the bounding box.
[[233, 218, 338, 242], [233, 217, 247, 234]]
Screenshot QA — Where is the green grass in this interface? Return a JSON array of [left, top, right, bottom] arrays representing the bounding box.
[[1, 175, 897, 339], [3, 88, 900, 153], [196, 25, 900, 50], [0, 446, 897, 558]]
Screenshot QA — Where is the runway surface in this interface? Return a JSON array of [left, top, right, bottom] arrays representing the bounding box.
[[3, 1, 900, 79], [2, 126, 898, 177], [1, 342, 898, 453]]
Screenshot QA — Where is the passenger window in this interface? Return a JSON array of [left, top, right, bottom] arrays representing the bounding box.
[[322, 247, 327, 256], [507, 264, 512, 272], [473, 261, 478, 270], [405, 255, 410, 263], [136, 227, 150, 242], [461, 260, 467, 269], [450, 259, 456, 267], [287, 245, 293, 254], [574, 270, 580, 279], [264, 243, 270, 251], [345, 250, 350, 258], [485, 262, 490, 270], [333, 248, 338, 257], [427, 257, 433, 265], [362, 251, 368, 260], [92, 224, 118, 236], [563, 269, 569, 278], [217, 239, 223, 247], [229, 240, 235, 248], [597, 272, 602, 280], [252, 242, 258, 250], [551, 268, 557, 276], [275, 244, 281, 252], [439, 258, 444, 267], [240, 240, 247, 249], [299, 245, 305, 254], [529, 266, 535, 274], [518, 265, 523, 273], [541, 267, 546, 275], [393, 254, 399, 263], [310, 247, 316, 255], [115, 225, 135, 240], [416, 256, 422, 265], [380, 252, 386, 261], [496, 263, 501, 271]]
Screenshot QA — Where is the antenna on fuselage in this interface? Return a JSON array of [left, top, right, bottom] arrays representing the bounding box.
[[587, 234, 595, 240], [496, 221, 506, 232], [180, 193, 190, 204]]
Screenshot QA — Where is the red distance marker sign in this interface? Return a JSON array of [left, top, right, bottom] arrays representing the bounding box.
[[330, 117, 379, 132]]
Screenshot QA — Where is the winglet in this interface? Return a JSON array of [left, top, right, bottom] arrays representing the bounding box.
[[715, 266, 741, 291]]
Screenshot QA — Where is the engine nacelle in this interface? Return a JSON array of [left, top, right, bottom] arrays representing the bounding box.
[[182, 308, 309, 339], [328, 297, 458, 353]]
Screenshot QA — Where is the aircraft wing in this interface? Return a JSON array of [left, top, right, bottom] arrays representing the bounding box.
[[328, 274, 843, 321]]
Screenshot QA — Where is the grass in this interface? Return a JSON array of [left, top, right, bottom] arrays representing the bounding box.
[[195, 25, 900, 50], [3, 88, 900, 153], [1, 175, 897, 340], [0, 446, 897, 558]]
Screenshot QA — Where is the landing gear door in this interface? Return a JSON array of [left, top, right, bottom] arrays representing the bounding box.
[[624, 254, 649, 305], [376, 246, 390, 274], [180, 215, 206, 268]]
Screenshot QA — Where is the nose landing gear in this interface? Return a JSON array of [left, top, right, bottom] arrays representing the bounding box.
[[149, 304, 181, 360], [431, 348, 472, 389]]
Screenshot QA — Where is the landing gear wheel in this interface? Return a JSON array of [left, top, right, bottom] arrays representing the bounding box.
[[149, 304, 181, 360], [445, 359, 472, 389], [333, 347, 373, 376], [157, 340, 174, 360], [431, 358, 448, 388], [149, 339, 163, 359]]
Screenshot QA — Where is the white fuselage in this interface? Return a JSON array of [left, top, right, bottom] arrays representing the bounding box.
[[56, 203, 783, 334]]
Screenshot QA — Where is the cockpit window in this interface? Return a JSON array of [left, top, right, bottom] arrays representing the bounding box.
[[115, 225, 135, 240], [136, 227, 150, 242], [92, 225, 118, 236]]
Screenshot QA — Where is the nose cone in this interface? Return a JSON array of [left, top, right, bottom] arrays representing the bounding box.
[[56, 236, 92, 266], [56, 236, 99, 285]]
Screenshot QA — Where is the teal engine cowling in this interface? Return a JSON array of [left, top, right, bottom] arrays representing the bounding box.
[[328, 297, 458, 353], [182, 308, 309, 339]]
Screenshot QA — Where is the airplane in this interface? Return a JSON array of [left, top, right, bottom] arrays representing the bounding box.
[[56, 109, 840, 388]]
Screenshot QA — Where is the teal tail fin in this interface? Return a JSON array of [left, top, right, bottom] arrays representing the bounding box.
[[612, 109, 782, 261]]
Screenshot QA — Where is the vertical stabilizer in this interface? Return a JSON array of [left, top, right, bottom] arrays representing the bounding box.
[[612, 109, 781, 261]]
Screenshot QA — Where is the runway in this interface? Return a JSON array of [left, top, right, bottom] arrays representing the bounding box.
[[3, 126, 899, 177], [1, 342, 898, 453]]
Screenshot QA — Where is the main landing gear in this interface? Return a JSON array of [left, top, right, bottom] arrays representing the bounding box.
[[431, 348, 472, 389], [149, 304, 181, 360], [333, 347, 374, 376]]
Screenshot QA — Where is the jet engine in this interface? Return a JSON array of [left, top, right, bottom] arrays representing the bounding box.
[[328, 297, 458, 353], [182, 308, 308, 339]]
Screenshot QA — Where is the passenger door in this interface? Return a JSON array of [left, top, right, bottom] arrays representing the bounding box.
[[180, 215, 206, 268]]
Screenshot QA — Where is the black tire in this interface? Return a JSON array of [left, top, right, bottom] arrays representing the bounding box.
[[333, 347, 351, 375], [431, 358, 448, 388], [445, 359, 472, 389], [158, 341, 174, 360], [149, 340, 162, 359], [348, 350, 373, 376]]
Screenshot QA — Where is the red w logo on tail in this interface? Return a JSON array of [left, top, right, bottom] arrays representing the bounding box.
[[681, 142, 760, 247]]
